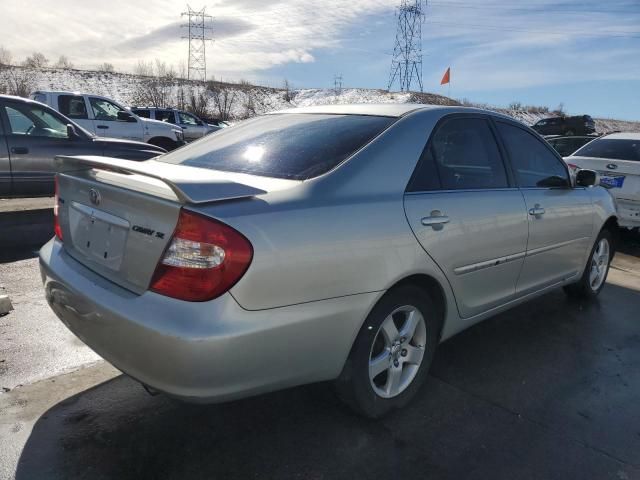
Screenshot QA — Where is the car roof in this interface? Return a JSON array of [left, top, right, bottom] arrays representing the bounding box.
[[601, 132, 640, 140], [269, 103, 513, 119]]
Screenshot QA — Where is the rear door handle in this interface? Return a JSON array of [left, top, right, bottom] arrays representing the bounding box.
[[528, 204, 545, 216], [96, 125, 109, 129], [422, 210, 450, 229], [10, 147, 29, 154]]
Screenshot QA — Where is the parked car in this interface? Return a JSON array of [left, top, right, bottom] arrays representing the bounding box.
[[30, 91, 185, 151], [131, 107, 220, 141], [41, 104, 617, 418], [532, 115, 596, 136], [546, 135, 597, 157], [0, 95, 166, 197], [566, 132, 640, 229]]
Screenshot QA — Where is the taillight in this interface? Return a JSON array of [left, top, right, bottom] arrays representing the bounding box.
[[54, 175, 63, 241], [150, 209, 253, 302]]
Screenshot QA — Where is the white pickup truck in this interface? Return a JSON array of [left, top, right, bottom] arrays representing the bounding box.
[[30, 91, 185, 151]]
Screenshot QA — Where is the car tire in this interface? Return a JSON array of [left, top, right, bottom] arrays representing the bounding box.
[[563, 229, 614, 299], [335, 285, 440, 418], [148, 137, 177, 151]]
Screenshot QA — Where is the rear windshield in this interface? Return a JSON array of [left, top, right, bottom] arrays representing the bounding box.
[[156, 113, 396, 180], [573, 138, 640, 162]]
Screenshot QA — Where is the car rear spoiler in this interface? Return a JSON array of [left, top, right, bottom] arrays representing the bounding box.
[[54, 155, 267, 204]]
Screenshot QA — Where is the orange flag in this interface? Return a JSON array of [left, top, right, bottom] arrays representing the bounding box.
[[440, 67, 451, 85]]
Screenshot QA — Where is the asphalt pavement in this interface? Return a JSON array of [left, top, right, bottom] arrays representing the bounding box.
[[1, 236, 639, 479]]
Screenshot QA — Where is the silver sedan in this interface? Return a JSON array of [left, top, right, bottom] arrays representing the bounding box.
[[40, 104, 617, 417]]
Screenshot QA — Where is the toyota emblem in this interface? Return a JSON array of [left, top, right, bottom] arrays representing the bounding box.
[[89, 188, 101, 206]]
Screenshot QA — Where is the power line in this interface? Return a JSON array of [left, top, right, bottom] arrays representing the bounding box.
[[388, 0, 427, 92], [181, 5, 214, 82]]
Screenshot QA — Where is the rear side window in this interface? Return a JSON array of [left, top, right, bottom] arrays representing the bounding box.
[[573, 138, 640, 162], [156, 114, 395, 180], [497, 122, 569, 188], [411, 117, 508, 191], [58, 95, 88, 119]]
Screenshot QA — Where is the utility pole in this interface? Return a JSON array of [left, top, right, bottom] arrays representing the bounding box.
[[333, 74, 343, 96], [387, 0, 426, 92], [181, 5, 213, 82]]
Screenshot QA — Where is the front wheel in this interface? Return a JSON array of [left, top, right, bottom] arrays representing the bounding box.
[[335, 285, 439, 418], [564, 230, 613, 298]]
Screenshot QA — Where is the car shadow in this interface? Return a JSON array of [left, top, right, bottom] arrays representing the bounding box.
[[14, 282, 640, 479]]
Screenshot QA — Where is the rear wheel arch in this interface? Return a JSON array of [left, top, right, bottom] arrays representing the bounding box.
[[386, 274, 447, 342]]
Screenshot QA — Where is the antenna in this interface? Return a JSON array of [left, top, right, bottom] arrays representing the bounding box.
[[181, 5, 213, 82], [388, 0, 427, 92]]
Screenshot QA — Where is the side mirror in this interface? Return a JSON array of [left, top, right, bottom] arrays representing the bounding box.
[[575, 169, 598, 187], [117, 110, 137, 123], [66, 124, 80, 139]]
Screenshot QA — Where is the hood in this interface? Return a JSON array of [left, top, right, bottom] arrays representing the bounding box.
[[140, 117, 179, 130]]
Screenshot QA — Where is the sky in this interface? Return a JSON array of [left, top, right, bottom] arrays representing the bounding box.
[[2, 0, 640, 120]]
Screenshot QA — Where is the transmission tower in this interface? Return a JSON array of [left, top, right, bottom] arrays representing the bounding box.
[[387, 0, 426, 92], [333, 74, 343, 95], [181, 5, 213, 82]]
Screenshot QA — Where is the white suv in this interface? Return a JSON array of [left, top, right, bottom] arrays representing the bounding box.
[[30, 91, 185, 150]]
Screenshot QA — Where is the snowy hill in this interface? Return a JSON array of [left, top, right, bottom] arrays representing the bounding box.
[[1, 65, 638, 133]]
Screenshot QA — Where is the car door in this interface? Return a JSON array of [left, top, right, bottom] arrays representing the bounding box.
[[56, 94, 95, 134], [0, 111, 10, 196], [404, 115, 529, 318], [88, 97, 141, 141], [1, 100, 98, 196], [495, 121, 593, 294], [178, 111, 207, 140]]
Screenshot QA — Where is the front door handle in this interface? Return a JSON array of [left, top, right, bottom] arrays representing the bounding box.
[[422, 210, 450, 230], [10, 147, 29, 154], [96, 125, 109, 130], [528, 204, 545, 216]]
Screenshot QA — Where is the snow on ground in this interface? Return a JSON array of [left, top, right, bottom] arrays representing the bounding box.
[[1, 66, 638, 133]]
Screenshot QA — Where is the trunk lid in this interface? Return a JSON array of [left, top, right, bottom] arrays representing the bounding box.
[[55, 155, 297, 294], [568, 155, 640, 201]]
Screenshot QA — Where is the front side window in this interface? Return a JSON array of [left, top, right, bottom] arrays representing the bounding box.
[[89, 97, 122, 121], [134, 109, 150, 118], [157, 113, 395, 180], [416, 117, 508, 190], [58, 95, 88, 119], [573, 138, 640, 162], [156, 110, 176, 124], [4, 103, 68, 138], [497, 122, 569, 188], [179, 112, 199, 125]]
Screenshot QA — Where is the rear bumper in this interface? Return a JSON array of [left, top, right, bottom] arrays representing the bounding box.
[[39, 239, 377, 402]]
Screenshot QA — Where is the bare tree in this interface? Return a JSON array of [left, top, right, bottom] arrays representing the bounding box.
[[3, 68, 35, 97], [208, 83, 237, 121], [23, 52, 49, 68], [282, 79, 292, 102], [131, 60, 177, 108], [54, 55, 74, 69], [0, 46, 12, 66], [187, 89, 210, 118], [97, 62, 115, 73]]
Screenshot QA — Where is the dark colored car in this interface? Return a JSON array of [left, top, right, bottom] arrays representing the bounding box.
[[0, 95, 166, 197], [532, 115, 596, 136], [546, 135, 597, 157]]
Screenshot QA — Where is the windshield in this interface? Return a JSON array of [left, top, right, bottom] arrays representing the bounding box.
[[573, 138, 640, 162], [156, 113, 396, 180]]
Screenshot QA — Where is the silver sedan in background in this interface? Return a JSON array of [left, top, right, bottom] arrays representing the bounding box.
[[40, 104, 617, 418]]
